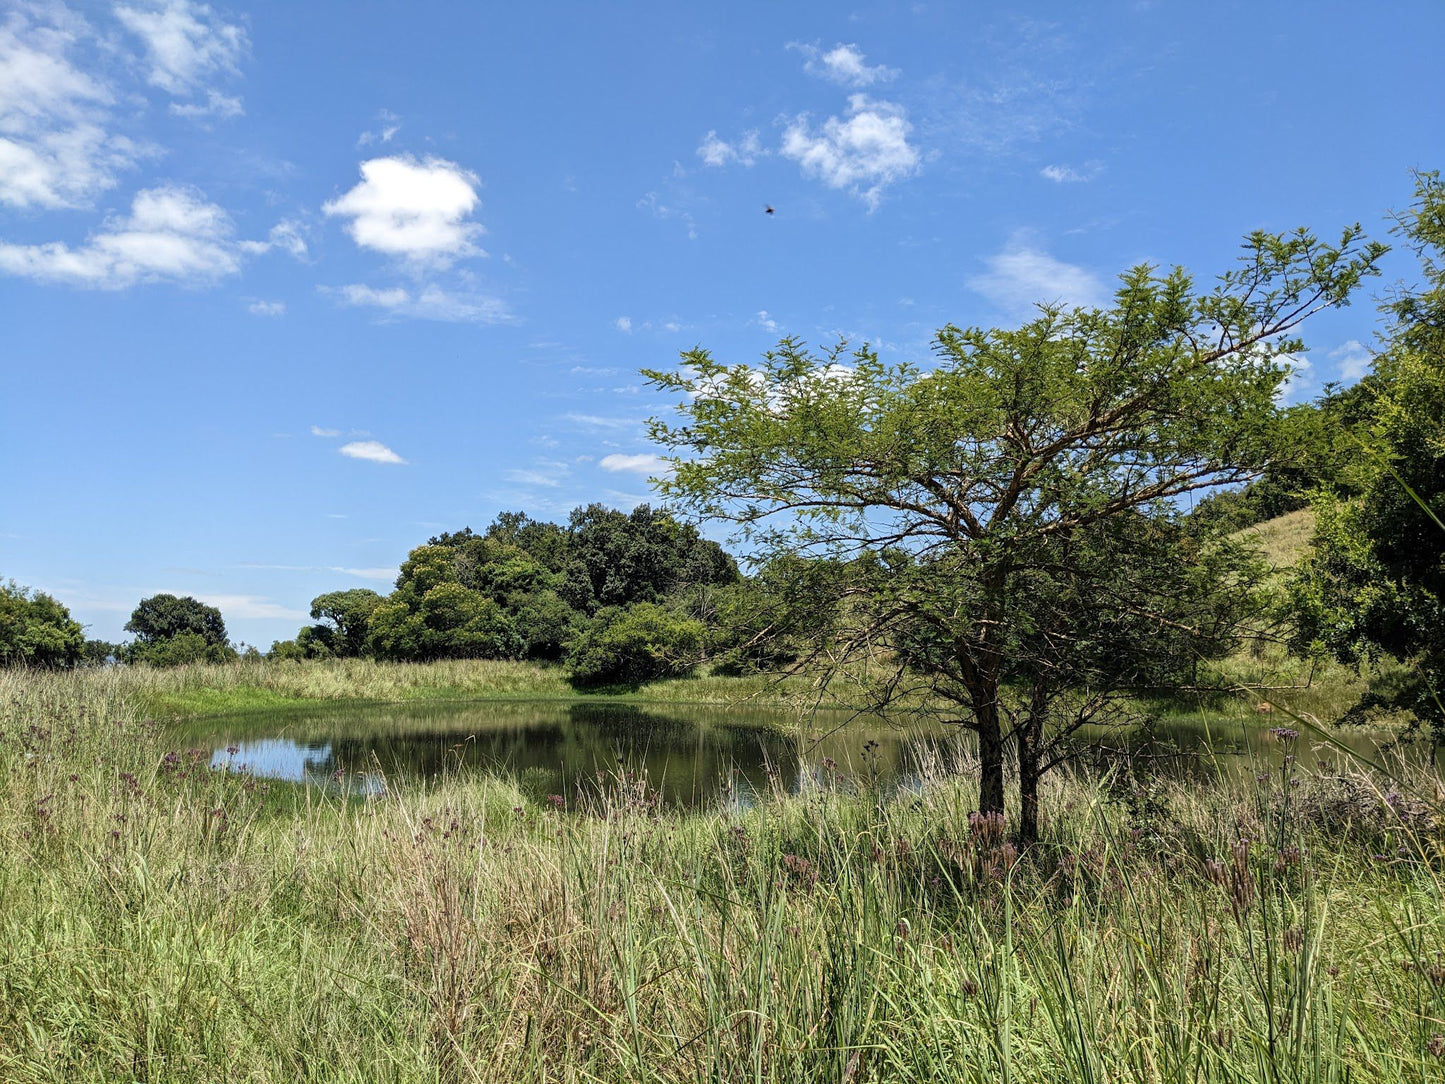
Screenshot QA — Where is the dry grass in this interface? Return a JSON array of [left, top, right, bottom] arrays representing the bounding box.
[[1236, 507, 1317, 572], [1, 667, 1443, 1081]]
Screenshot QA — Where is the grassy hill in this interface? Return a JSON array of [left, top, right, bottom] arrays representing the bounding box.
[[1234, 507, 1315, 572]]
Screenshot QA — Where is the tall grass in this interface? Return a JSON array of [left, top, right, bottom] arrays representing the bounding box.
[[1, 667, 1442, 1081], [99, 657, 848, 719]]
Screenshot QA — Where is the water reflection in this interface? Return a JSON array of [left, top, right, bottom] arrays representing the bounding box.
[[195, 701, 950, 807], [186, 699, 1437, 809]]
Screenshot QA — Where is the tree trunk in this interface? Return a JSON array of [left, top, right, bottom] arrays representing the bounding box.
[[1017, 683, 1050, 845], [1018, 730, 1040, 845], [975, 694, 1006, 816]]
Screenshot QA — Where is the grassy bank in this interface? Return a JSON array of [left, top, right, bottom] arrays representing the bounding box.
[[2, 668, 1444, 1082], [101, 657, 844, 720]]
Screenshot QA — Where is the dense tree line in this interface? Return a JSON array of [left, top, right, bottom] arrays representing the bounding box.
[[270, 504, 742, 685]]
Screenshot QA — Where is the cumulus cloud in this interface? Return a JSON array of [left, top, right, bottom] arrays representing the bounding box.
[[966, 234, 1106, 316], [114, 0, 247, 99], [0, 5, 143, 209], [791, 42, 897, 87], [323, 155, 484, 266], [322, 282, 511, 323], [0, 185, 269, 287], [248, 299, 284, 316], [755, 310, 779, 333], [780, 95, 920, 210], [339, 440, 407, 465], [1328, 339, 1373, 382], [614, 315, 632, 333], [697, 129, 762, 168], [599, 453, 669, 475]]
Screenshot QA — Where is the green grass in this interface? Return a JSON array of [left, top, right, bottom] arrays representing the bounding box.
[[1236, 507, 1316, 573], [1, 667, 1443, 1082], [111, 657, 846, 720]]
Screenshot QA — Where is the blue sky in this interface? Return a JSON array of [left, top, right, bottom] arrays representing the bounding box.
[[2, 0, 1441, 649]]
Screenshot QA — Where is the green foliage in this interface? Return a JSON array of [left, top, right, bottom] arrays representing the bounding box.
[[0, 581, 85, 668], [79, 639, 121, 667], [557, 503, 739, 615], [565, 602, 705, 686], [125, 593, 228, 647], [648, 222, 1383, 829], [369, 584, 523, 662], [127, 630, 235, 667], [306, 588, 384, 657], [267, 638, 308, 662], [1291, 172, 1445, 733], [1188, 381, 1380, 535], [360, 505, 735, 667], [123, 593, 234, 667], [705, 555, 846, 674]]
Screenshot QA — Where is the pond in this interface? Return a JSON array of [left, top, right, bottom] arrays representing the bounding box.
[[176, 698, 1436, 809]]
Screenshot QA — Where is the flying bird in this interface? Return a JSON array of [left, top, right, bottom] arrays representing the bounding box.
[[764, 205, 775, 216]]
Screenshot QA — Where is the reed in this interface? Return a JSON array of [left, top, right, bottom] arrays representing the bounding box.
[[0, 667, 1441, 1082]]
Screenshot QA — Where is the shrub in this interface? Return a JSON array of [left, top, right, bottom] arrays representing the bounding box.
[[566, 602, 704, 686]]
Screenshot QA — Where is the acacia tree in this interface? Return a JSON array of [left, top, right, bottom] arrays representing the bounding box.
[[647, 226, 1382, 834]]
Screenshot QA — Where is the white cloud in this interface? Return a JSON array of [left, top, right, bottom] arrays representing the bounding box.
[[755, 310, 779, 333], [114, 0, 247, 98], [309, 425, 339, 437], [194, 593, 307, 621], [1040, 162, 1102, 183], [0, 5, 143, 209], [0, 185, 260, 288], [259, 218, 307, 258], [357, 108, 401, 147], [339, 440, 407, 465], [505, 460, 569, 488], [323, 155, 483, 266], [331, 567, 395, 582], [792, 42, 897, 87], [697, 129, 761, 168], [248, 299, 284, 316], [966, 234, 1106, 316], [562, 412, 644, 432], [323, 282, 511, 323], [1328, 339, 1373, 382], [168, 88, 242, 119], [780, 95, 920, 210], [1276, 352, 1315, 405], [614, 315, 632, 333], [599, 453, 669, 476]]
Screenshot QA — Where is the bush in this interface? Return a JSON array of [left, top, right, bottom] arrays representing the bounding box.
[[566, 602, 704, 686], [0, 582, 84, 668], [125, 631, 237, 667]]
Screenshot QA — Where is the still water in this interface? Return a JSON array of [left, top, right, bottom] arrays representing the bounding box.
[[179, 698, 1433, 809]]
